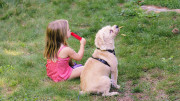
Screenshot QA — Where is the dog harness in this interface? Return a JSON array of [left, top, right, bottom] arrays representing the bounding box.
[[91, 48, 116, 67], [97, 48, 116, 55], [91, 57, 110, 67]]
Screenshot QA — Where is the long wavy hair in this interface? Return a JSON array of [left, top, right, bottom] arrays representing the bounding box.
[[44, 19, 74, 66], [44, 19, 68, 60]]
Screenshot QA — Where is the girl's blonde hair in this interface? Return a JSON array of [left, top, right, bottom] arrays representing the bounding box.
[[44, 19, 68, 60]]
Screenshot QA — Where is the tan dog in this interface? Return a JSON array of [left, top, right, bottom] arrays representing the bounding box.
[[80, 25, 120, 96]]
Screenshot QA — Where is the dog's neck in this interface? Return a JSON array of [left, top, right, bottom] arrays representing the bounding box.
[[95, 39, 115, 51], [96, 47, 116, 56]]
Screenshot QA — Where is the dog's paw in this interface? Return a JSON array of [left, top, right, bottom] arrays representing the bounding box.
[[102, 92, 119, 96], [112, 92, 119, 95], [79, 91, 83, 94], [116, 85, 120, 89], [112, 84, 120, 89]]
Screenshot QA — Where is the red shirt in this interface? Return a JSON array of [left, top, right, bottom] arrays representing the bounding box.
[[46, 46, 73, 82]]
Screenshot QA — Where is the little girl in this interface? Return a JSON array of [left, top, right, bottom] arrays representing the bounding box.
[[44, 19, 86, 82]]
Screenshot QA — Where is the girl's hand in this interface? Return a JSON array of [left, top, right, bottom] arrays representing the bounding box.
[[80, 38, 86, 46], [63, 38, 86, 61]]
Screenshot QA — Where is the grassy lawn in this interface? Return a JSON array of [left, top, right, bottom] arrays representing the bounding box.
[[0, 0, 180, 100]]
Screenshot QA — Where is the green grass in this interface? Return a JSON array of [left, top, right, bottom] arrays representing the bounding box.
[[0, 0, 180, 100], [143, 0, 180, 9]]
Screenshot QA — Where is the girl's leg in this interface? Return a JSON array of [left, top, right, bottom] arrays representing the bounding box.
[[68, 66, 84, 80]]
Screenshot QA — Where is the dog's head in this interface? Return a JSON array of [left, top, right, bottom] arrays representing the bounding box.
[[95, 25, 120, 50]]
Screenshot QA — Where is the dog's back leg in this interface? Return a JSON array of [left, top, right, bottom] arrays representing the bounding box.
[[98, 76, 119, 96]]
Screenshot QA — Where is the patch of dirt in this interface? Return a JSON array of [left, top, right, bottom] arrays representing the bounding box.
[[141, 5, 180, 13], [139, 68, 168, 100], [134, 93, 149, 100], [1, 85, 18, 98], [116, 68, 169, 101], [117, 81, 133, 101], [118, 96, 133, 101], [172, 28, 179, 35], [2, 87, 13, 95]]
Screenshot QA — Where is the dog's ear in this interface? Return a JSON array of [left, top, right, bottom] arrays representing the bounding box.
[[95, 33, 106, 50], [110, 29, 114, 34]]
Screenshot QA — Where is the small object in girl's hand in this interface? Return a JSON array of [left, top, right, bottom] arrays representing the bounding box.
[[71, 32, 82, 40]]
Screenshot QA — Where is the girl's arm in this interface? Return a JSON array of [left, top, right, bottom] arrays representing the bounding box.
[[66, 38, 86, 61]]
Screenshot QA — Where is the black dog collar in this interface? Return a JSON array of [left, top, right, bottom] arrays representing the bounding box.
[[96, 48, 116, 55]]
